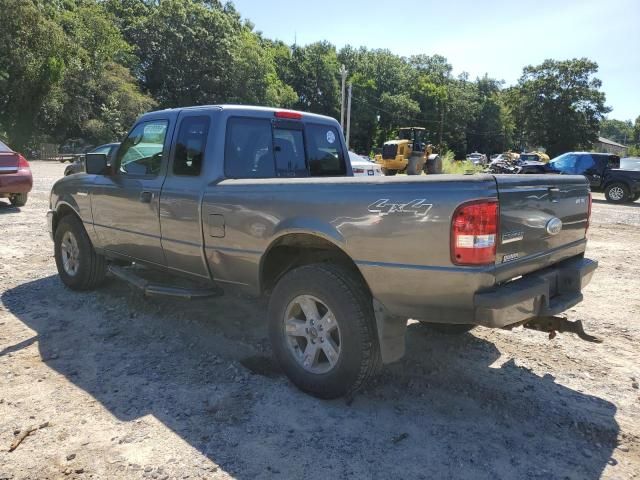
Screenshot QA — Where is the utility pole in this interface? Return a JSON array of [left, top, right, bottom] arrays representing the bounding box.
[[346, 83, 352, 150], [339, 65, 347, 131], [438, 107, 445, 146]]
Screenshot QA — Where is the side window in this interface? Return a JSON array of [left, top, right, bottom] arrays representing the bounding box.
[[306, 124, 346, 176], [225, 117, 275, 178], [575, 155, 596, 173], [274, 128, 307, 177], [117, 120, 168, 176], [173, 116, 211, 176]]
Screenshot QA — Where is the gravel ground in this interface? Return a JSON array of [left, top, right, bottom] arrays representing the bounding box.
[[0, 161, 639, 479]]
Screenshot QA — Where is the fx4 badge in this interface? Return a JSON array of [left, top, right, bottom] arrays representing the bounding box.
[[368, 199, 433, 216]]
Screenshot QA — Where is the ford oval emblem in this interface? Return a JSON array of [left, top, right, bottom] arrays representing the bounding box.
[[546, 217, 563, 235]]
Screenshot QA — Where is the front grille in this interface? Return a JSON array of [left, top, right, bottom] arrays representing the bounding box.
[[382, 144, 398, 159]]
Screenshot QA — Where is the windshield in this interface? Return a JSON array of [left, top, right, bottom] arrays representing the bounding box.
[[0, 140, 12, 153], [520, 154, 538, 162]]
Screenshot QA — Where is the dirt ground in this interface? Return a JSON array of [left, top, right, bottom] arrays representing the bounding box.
[[1, 161, 639, 479]]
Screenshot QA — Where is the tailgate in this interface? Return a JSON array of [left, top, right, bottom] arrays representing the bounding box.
[[0, 152, 19, 174], [494, 174, 590, 278]]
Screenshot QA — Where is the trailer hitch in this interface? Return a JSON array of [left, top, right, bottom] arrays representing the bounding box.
[[524, 316, 602, 343]]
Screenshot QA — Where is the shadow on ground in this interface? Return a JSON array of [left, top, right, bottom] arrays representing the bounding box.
[[0, 200, 21, 213], [2, 275, 619, 479]]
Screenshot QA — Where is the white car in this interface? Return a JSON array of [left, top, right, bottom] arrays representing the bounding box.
[[466, 152, 487, 165], [348, 151, 383, 176]]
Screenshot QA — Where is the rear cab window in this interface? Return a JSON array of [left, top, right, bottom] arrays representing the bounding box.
[[224, 115, 346, 179]]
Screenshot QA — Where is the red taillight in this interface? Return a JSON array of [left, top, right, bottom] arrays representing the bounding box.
[[451, 199, 499, 265], [353, 168, 365, 174], [17, 154, 29, 168], [274, 110, 302, 120], [586, 192, 592, 232]]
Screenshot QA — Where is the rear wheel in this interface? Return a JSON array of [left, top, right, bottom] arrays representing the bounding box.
[[382, 168, 397, 176], [268, 263, 381, 399], [9, 193, 28, 207], [604, 182, 630, 203], [54, 214, 107, 290]]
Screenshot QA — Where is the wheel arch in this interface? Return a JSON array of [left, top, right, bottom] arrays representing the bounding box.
[[52, 201, 81, 237], [259, 231, 371, 297]]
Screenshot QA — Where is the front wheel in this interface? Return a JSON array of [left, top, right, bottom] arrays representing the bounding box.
[[604, 182, 630, 203], [406, 157, 422, 175], [54, 214, 107, 290], [268, 264, 381, 399], [632, 193, 640, 202]]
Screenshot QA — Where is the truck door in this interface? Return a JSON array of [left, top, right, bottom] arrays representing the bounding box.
[[91, 118, 172, 266], [158, 113, 213, 279], [575, 154, 601, 189]]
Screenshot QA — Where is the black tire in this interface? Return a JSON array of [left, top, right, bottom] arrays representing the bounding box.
[[268, 263, 381, 399], [632, 193, 640, 202], [604, 182, 630, 203], [9, 193, 28, 207], [382, 168, 397, 176], [421, 322, 476, 334], [406, 156, 422, 175], [425, 155, 443, 174], [54, 214, 107, 290]]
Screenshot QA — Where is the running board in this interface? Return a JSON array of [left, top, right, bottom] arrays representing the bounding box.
[[108, 265, 222, 300]]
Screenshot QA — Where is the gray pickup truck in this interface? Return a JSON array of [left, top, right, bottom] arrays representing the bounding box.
[[48, 105, 598, 398]]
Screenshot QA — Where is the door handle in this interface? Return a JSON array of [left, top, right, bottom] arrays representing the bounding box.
[[139, 191, 153, 203]]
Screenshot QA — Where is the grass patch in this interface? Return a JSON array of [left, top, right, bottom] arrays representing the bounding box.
[[441, 151, 483, 175]]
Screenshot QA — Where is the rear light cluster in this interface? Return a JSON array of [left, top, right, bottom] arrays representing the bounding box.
[[451, 199, 499, 265], [586, 192, 592, 232], [17, 154, 29, 169]]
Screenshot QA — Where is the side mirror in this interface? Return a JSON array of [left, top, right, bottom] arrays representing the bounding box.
[[85, 153, 110, 175]]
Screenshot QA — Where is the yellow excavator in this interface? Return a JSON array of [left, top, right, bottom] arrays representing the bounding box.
[[374, 127, 442, 175]]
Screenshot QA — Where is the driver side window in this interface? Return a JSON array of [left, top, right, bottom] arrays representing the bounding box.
[[117, 120, 169, 176]]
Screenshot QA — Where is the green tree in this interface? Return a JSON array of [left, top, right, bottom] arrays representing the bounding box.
[[0, 0, 68, 149], [290, 42, 340, 117], [131, 0, 243, 107], [229, 31, 296, 107], [600, 118, 634, 145], [509, 58, 610, 156]]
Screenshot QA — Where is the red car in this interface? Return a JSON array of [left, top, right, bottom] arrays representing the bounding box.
[[0, 139, 33, 207]]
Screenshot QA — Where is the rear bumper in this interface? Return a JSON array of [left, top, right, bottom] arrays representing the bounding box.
[[474, 256, 597, 328], [0, 170, 33, 194]]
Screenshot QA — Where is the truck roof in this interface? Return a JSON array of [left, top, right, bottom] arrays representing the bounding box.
[[138, 104, 338, 124]]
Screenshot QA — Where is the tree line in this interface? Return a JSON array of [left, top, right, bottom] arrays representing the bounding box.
[[1, 0, 638, 158]]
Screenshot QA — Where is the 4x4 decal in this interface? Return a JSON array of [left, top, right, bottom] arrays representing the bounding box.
[[368, 199, 433, 216]]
